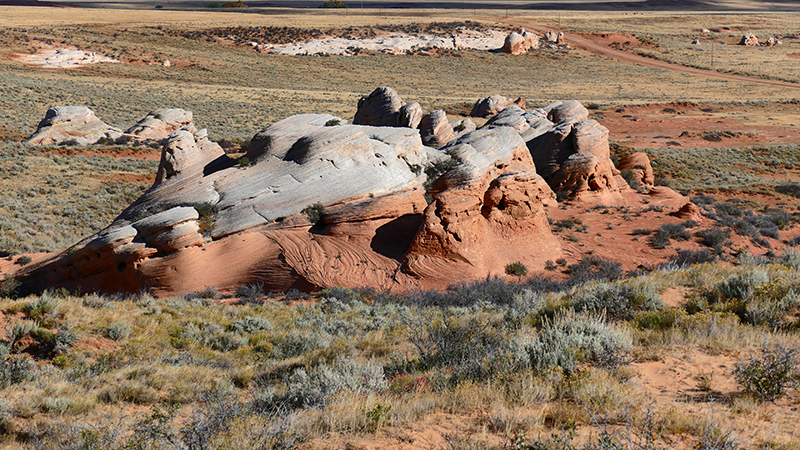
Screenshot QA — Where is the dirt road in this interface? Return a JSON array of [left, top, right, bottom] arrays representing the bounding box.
[[500, 20, 800, 90]]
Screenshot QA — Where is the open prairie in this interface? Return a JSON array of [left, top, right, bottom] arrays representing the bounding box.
[[1, 5, 800, 450]]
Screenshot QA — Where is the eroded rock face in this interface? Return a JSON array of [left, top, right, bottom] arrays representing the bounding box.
[[528, 115, 629, 205], [470, 94, 526, 117], [16, 96, 680, 297], [25, 106, 122, 145], [618, 152, 655, 188], [406, 127, 559, 281]]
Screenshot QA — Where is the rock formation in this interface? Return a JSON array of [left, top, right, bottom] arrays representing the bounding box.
[[126, 108, 195, 141], [12, 92, 693, 297], [470, 94, 526, 117], [618, 152, 655, 189], [739, 33, 759, 46], [419, 110, 456, 148], [545, 30, 565, 44], [25, 106, 122, 145], [450, 118, 477, 139], [352, 86, 423, 128], [503, 29, 540, 55]]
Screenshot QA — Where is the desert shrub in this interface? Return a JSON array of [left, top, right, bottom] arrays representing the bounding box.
[[106, 322, 132, 341], [697, 228, 731, 251], [568, 256, 623, 283], [0, 276, 20, 298], [302, 202, 325, 227], [99, 380, 161, 405], [235, 282, 265, 302], [524, 310, 632, 373], [186, 286, 218, 300], [734, 346, 798, 401], [229, 316, 273, 334], [404, 307, 518, 383], [262, 358, 386, 410], [569, 281, 665, 320], [505, 261, 528, 277], [23, 295, 60, 320], [651, 223, 690, 249], [0, 354, 37, 388], [787, 236, 800, 247], [503, 289, 548, 329], [319, 286, 361, 304], [620, 169, 642, 190], [15, 255, 31, 266], [635, 307, 686, 330], [272, 331, 332, 358], [631, 228, 652, 236], [775, 249, 800, 270], [444, 276, 522, 307], [670, 248, 717, 267]]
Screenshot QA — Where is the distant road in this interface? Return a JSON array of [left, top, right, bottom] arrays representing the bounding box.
[[501, 19, 800, 90]]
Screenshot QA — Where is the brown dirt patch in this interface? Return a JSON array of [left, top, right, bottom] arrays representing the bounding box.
[[631, 349, 740, 403], [788, 53, 800, 59]]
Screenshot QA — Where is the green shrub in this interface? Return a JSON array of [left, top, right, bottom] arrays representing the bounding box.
[[651, 223, 690, 249], [302, 202, 325, 227], [568, 256, 623, 283], [505, 261, 528, 277], [320, 0, 347, 7], [734, 346, 798, 401], [229, 316, 273, 334]]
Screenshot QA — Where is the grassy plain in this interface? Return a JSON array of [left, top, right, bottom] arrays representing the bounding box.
[[2, 6, 800, 449]]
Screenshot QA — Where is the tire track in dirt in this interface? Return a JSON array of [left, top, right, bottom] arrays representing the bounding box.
[[499, 19, 800, 90]]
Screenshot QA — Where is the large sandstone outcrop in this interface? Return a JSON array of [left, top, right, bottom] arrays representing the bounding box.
[[739, 33, 759, 46], [13, 94, 690, 297], [25, 106, 123, 145]]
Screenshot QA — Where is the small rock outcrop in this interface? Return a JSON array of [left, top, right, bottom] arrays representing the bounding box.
[[450, 118, 477, 139], [547, 100, 589, 123], [470, 94, 526, 117], [503, 29, 540, 55], [353, 86, 424, 128], [618, 152, 655, 188], [126, 108, 195, 141], [419, 110, 455, 148], [545, 30, 565, 44], [739, 33, 759, 46], [25, 106, 122, 145], [765, 36, 781, 46]]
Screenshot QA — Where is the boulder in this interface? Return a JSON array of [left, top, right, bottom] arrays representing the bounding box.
[[618, 152, 655, 188], [25, 106, 122, 145], [547, 99, 589, 123], [398, 102, 423, 128], [739, 33, 759, 46], [154, 129, 227, 185], [126, 108, 195, 141], [419, 110, 455, 149], [353, 86, 406, 127], [502, 29, 540, 55], [765, 36, 781, 47], [670, 202, 704, 222], [470, 94, 526, 117], [545, 30, 564, 44]]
